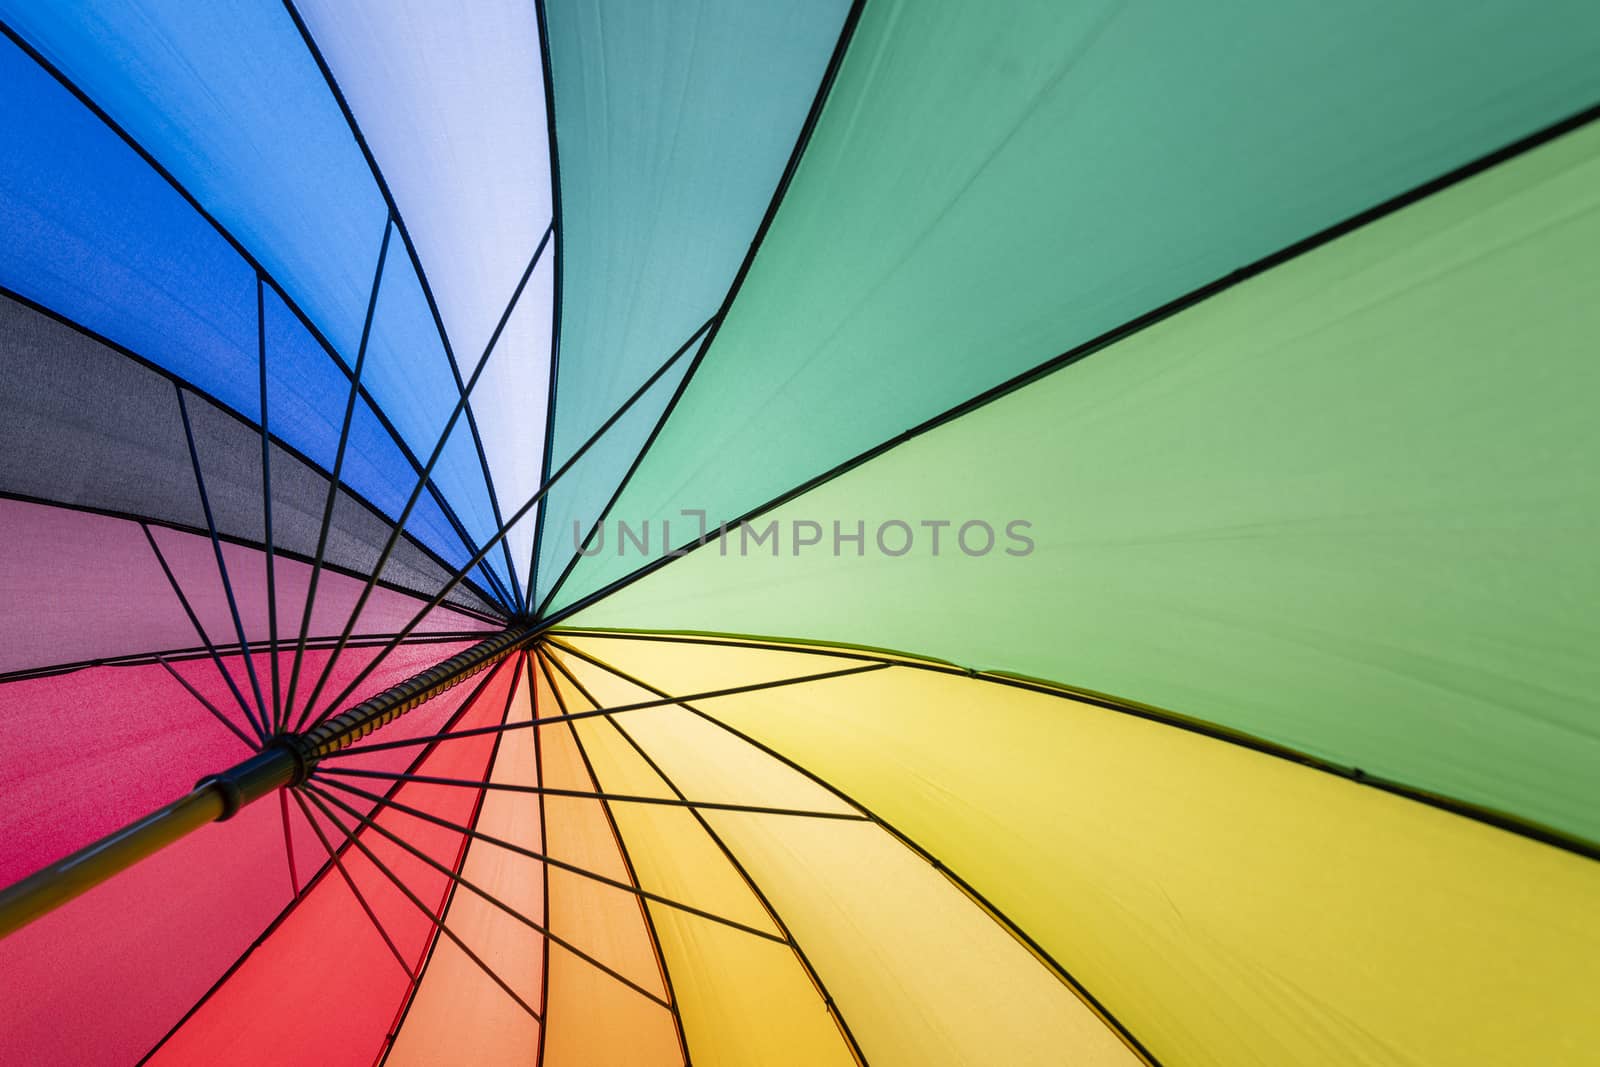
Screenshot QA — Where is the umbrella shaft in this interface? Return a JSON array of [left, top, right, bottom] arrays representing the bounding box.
[[0, 626, 532, 940]]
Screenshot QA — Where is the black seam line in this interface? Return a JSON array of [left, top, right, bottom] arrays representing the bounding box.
[[299, 785, 544, 1023], [296, 227, 554, 730], [175, 385, 273, 734], [319, 771, 787, 944], [287, 788, 416, 980], [555, 627, 1600, 865], [0, 631, 497, 688], [533, 0, 870, 621], [315, 768, 868, 821], [532, 321, 713, 619], [372, 649, 527, 1063], [544, 99, 1600, 628], [528, 653, 553, 1067], [285, 217, 394, 731], [319, 660, 888, 757], [526, 0, 565, 620], [139, 522, 263, 743], [544, 652, 689, 1064], [133, 658, 511, 1067], [299, 315, 712, 732], [279, 0, 524, 610], [153, 654, 258, 751], [0, 290, 505, 617], [304, 779, 674, 1015], [546, 638, 1162, 1066], [0, 22, 503, 607], [257, 274, 283, 731], [536, 649, 869, 1067], [0, 483, 502, 626]]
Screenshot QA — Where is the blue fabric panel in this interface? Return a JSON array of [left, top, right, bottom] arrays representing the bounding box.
[[0, 35, 258, 420], [1, 0, 388, 365]]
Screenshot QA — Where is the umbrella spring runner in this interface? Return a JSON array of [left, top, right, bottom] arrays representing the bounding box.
[[0, 626, 536, 939]]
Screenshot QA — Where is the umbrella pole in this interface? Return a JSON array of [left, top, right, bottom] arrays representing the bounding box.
[[0, 626, 534, 940]]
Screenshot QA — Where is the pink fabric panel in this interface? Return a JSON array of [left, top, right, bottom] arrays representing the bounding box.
[[148, 525, 495, 648], [0, 661, 252, 885], [0, 500, 196, 673], [0, 798, 292, 1066]]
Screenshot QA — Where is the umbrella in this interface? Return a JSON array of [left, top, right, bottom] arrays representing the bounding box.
[[2, 1, 1598, 1064]]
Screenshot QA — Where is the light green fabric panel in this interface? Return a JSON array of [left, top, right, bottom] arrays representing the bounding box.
[[574, 121, 1600, 843], [553, 0, 1600, 610], [534, 0, 850, 606]]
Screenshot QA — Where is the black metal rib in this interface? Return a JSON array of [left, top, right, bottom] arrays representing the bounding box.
[[175, 386, 272, 736], [0, 479, 504, 633], [152, 654, 258, 750], [283, 217, 394, 730], [0, 629, 498, 689], [537, 650, 870, 1064], [134, 657, 513, 1066], [300, 319, 712, 731], [532, 0, 869, 619], [278, 790, 300, 897], [279, 0, 526, 609], [140, 523, 261, 740], [528, 650, 554, 1067], [526, 0, 566, 624], [548, 639, 1161, 1064], [288, 788, 416, 980], [321, 659, 887, 758], [298, 786, 542, 1021], [318, 774, 785, 941], [0, 22, 504, 613], [305, 780, 672, 1012], [370, 653, 521, 1067], [256, 275, 283, 732], [546, 653, 689, 1063], [550, 627, 1600, 866], [296, 226, 553, 731], [531, 318, 712, 618], [315, 768, 866, 821], [541, 102, 1600, 632]]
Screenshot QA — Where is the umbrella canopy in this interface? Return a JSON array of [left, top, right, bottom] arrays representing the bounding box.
[[2, 2, 1599, 1065]]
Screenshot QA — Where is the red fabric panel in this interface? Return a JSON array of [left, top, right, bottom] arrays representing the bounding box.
[[147, 659, 515, 1066], [0, 798, 292, 1066]]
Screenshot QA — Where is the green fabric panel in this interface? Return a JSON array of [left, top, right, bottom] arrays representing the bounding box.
[[573, 122, 1600, 844], [535, 0, 849, 607], [554, 0, 1600, 610]]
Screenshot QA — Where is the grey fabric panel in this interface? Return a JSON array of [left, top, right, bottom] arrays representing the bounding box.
[[0, 294, 499, 617], [0, 294, 203, 528]]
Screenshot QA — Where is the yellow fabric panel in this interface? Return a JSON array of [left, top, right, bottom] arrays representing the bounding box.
[[561, 697, 853, 1066], [703, 813, 1138, 1066], [578, 635, 1600, 1066], [567, 715, 779, 934], [545, 648, 855, 816], [645, 906, 857, 1067], [387, 662, 544, 1066], [557, 645, 1133, 1064]]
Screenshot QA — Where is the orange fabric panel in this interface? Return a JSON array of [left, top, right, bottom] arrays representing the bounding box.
[[387, 662, 544, 1065], [534, 659, 681, 1065]]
